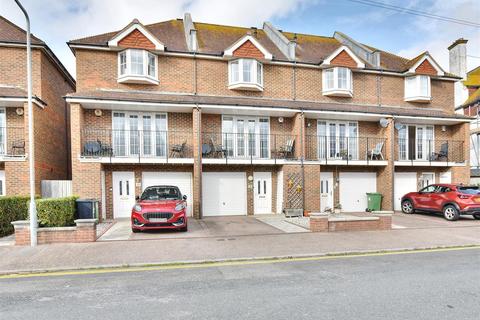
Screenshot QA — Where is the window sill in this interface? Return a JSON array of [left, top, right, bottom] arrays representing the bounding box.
[[118, 75, 159, 85], [404, 96, 431, 103], [322, 89, 353, 97], [228, 82, 263, 92]]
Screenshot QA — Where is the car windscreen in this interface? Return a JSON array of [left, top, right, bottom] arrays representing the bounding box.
[[141, 187, 182, 200], [457, 186, 480, 195]]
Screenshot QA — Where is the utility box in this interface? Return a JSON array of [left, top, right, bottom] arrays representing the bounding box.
[[76, 199, 99, 220]]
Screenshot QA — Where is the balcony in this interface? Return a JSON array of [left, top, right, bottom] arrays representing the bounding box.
[[201, 132, 298, 164], [80, 129, 193, 164], [305, 135, 387, 165], [395, 139, 465, 166], [0, 127, 26, 160]]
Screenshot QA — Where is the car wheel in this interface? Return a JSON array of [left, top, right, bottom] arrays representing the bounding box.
[[401, 200, 415, 214], [179, 224, 188, 232], [132, 228, 140, 233], [473, 214, 480, 220], [443, 205, 460, 221]]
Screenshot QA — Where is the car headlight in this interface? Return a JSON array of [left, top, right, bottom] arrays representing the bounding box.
[[133, 204, 142, 212], [175, 202, 186, 212]]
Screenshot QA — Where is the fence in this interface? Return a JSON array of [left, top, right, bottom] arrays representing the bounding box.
[[41, 180, 72, 198]]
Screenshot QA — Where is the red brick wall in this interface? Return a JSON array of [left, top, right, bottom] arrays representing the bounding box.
[[330, 50, 357, 68], [232, 40, 264, 59], [118, 29, 155, 49], [415, 59, 438, 76]]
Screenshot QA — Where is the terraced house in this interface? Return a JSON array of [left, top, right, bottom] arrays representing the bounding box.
[[0, 16, 75, 196], [66, 14, 470, 220]]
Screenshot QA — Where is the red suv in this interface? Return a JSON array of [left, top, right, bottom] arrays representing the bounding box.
[[401, 184, 480, 221], [131, 185, 188, 232]]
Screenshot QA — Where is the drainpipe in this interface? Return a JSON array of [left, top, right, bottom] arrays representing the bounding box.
[[15, 0, 37, 246], [300, 111, 305, 211]]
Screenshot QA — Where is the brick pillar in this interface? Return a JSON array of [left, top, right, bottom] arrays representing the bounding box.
[[309, 212, 329, 232], [292, 112, 305, 159], [11, 220, 31, 246], [377, 118, 394, 210], [304, 164, 320, 212], [74, 219, 97, 242], [70, 103, 103, 216], [192, 107, 202, 218]]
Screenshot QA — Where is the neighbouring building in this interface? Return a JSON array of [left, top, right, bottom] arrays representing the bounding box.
[[0, 16, 75, 196], [66, 14, 470, 220]]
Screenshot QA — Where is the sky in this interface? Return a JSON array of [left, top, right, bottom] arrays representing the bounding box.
[[1, 0, 479, 78]]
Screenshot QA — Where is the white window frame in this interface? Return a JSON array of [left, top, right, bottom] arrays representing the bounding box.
[[221, 115, 270, 158], [397, 124, 435, 161], [317, 120, 358, 160], [322, 67, 353, 97], [117, 49, 159, 85], [0, 170, 5, 196], [112, 111, 168, 157], [0, 108, 5, 156], [228, 58, 264, 91], [404, 75, 431, 102]]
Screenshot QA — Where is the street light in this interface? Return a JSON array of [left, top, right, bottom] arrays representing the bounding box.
[[14, 0, 37, 246]]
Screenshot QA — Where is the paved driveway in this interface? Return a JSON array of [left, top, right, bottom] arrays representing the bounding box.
[[392, 211, 479, 229], [98, 216, 289, 241]]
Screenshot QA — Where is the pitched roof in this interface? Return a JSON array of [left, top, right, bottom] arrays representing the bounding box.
[[69, 17, 455, 76], [66, 89, 471, 121], [463, 88, 480, 108], [0, 16, 44, 45], [463, 66, 480, 87]]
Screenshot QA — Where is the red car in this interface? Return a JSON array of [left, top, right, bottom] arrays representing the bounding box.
[[401, 184, 480, 221], [131, 185, 188, 232]]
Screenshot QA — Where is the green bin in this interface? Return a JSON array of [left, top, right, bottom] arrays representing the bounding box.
[[366, 193, 382, 212]]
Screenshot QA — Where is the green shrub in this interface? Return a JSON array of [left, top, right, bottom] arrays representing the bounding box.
[[36, 196, 78, 227], [0, 196, 30, 237]]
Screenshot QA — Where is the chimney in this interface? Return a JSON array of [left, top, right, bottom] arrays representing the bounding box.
[[183, 13, 198, 52], [448, 38, 468, 79]]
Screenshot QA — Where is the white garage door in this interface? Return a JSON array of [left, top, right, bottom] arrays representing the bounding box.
[[202, 172, 247, 216], [142, 172, 193, 216], [394, 172, 417, 211], [339, 172, 376, 212]]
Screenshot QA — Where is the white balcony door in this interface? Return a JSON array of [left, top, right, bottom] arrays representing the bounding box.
[[222, 116, 269, 159], [112, 112, 167, 157], [416, 125, 434, 160], [397, 124, 434, 161], [317, 121, 358, 160], [0, 108, 5, 155]]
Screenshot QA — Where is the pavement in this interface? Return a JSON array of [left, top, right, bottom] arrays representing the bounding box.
[[1, 247, 479, 319], [0, 212, 479, 275]]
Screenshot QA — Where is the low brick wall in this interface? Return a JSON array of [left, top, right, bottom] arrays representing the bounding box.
[[310, 212, 392, 232], [11, 219, 97, 246]]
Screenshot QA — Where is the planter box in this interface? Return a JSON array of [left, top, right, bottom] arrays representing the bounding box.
[[285, 208, 303, 217]]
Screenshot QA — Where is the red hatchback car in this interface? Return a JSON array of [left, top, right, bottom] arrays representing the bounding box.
[[401, 184, 480, 221], [131, 185, 188, 232]]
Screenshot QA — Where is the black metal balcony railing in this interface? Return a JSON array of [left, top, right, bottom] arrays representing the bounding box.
[[396, 139, 465, 163], [81, 129, 193, 159], [0, 127, 26, 157], [201, 132, 297, 161], [305, 135, 387, 162]]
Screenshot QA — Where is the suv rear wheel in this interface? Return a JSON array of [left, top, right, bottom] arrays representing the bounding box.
[[401, 199, 415, 214], [443, 205, 460, 221]]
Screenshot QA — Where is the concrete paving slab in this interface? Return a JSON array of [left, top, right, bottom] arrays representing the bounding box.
[[256, 215, 309, 233]]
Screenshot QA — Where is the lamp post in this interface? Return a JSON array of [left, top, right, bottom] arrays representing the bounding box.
[[14, 0, 37, 246]]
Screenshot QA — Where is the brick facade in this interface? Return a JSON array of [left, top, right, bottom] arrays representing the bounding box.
[[415, 59, 438, 76], [118, 29, 155, 50], [232, 40, 264, 59], [330, 50, 357, 68]]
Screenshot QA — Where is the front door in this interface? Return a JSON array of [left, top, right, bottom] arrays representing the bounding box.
[[112, 171, 135, 218], [254, 172, 272, 214], [320, 172, 333, 212]]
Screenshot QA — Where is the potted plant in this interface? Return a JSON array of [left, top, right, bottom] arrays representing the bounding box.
[[333, 203, 342, 214]]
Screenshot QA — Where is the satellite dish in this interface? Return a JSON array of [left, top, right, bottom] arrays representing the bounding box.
[[379, 118, 389, 128], [394, 123, 404, 130]]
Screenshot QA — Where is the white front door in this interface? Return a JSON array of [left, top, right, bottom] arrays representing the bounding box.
[[142, 172, 193, 216], [112, 171, 135, 218], [202, 172, 247, 216], [0, 170, 5, 196], [320, 172, 333, 212], [254, 172, 272, 214], [339, 172, 376, 212], [394, 172, 417, 211], [420, 172, 435, 189]]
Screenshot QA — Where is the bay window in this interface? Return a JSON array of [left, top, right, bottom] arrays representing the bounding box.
[[228, 58, 263, 91], [118, 49, 158, 85], [404, 75, 431, 102], [322, 67, 353, 97]]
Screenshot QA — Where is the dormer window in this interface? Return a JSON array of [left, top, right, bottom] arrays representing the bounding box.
[[118, 49, 158, 85], [228, 58, 263, 91], [322, 67, 353, 97], [405, 75, 431, 102]]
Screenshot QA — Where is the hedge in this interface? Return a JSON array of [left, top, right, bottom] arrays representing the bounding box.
[[0, 196, 79, 236], [37, 196, 78, 227], [0, 196, 30, 237]]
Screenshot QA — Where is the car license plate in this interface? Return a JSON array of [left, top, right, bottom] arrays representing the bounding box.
[[474, 198, 480, 203], [149, 218, 167, 223]]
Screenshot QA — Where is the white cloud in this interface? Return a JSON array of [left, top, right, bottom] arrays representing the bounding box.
[[396, 0, 480, 74], [1, 0, 314, 77]]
